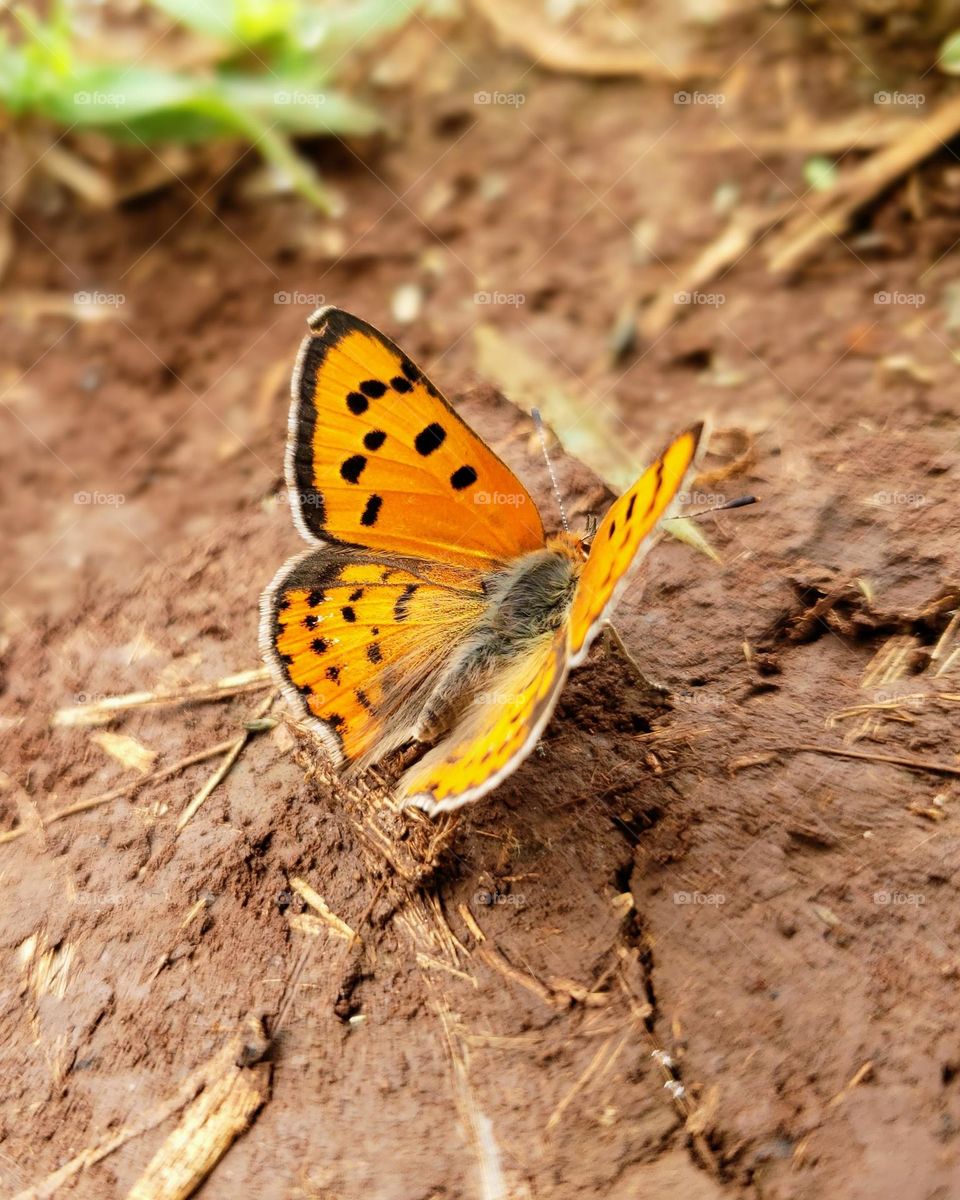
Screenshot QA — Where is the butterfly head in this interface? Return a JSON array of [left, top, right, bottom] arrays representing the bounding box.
[[546, 529, 590, 563], [580, 512, 600, 552]]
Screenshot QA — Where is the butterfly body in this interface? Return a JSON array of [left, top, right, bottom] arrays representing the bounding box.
[[410, 533, 586, 734], [261, 306, 704, 814], [479, 534, 585, 643]]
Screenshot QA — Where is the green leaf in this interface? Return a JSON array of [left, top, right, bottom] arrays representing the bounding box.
[[661, 516, 721, 563], [940, 30, 960, 74], [803, 155, 837, 192], [148, 0, 244, 41], [49, 67, 202, 126], [0, 0, 416, 210], [293, 0, 415, 53], [218, 76, 382, 134]]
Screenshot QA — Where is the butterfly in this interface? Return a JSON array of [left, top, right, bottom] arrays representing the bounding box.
[[260, 307, 705, 816]]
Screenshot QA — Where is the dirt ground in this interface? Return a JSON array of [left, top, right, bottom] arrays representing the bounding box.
[[2, 10, 960, 1200]]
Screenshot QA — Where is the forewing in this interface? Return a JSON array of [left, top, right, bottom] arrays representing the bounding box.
[[288, 307, 545, 567], [568, 424, 705, 665]]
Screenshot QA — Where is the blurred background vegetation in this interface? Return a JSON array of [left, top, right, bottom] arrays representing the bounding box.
[[5, 0, 960, 527], [4, 0, 960, 222]]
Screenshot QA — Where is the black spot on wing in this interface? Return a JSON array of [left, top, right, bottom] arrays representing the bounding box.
[[414, 423, 446, 457], [341, 455, 367, 484], [360, 495, 382, 527], [342, 606, 357, 623], [327, 713, 345, 729], [278, 597, 290, 612], [450, 465, 477, 491], [349, 588, 364, 602], [367, 643, 383, 664], [391, 376, 413, 393], [325, 665, 340, 683], [347, 391, 368, 415], [394, 584, 417, 621], [625, 494, 637, 522], [364, 429, 386, 451], [645, 458, 665, 518], [359, 379, 387, 398], [304, 614, 319, 630], [400, 357, 419, 382], [356, 689, 373, 712], [308, 589, 325, 607], [311, 637, 328, 654]]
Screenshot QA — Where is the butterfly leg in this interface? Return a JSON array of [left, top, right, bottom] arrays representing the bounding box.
[[604, 621, 670, 697]]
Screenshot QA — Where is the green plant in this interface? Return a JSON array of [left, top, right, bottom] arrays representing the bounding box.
[[0, 0, 417, 209]]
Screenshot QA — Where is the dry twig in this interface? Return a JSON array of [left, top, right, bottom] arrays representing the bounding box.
[[767, 94, 960, 273], [781, 744, 960, 779], [53, 668, 270, 728], [470, 0, 717, 80], [176, 691, 277, 831], [13, 1015, 270, 1200]]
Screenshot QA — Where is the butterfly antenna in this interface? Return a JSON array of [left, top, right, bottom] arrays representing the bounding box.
[[668, 494, 760, 521], [531, 408, 570, 533]]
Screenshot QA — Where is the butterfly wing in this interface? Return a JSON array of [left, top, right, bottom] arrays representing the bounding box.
[[288, 307, 545, 568], [568, 424, 705, 666], [260, 546, 488, 766], [399, 629, 569, 816]]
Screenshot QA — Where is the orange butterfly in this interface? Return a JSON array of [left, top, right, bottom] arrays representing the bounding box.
[[260, 307, 704, 815]]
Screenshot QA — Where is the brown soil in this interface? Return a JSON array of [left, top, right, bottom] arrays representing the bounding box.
[[2, 13, 960, 1200]]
